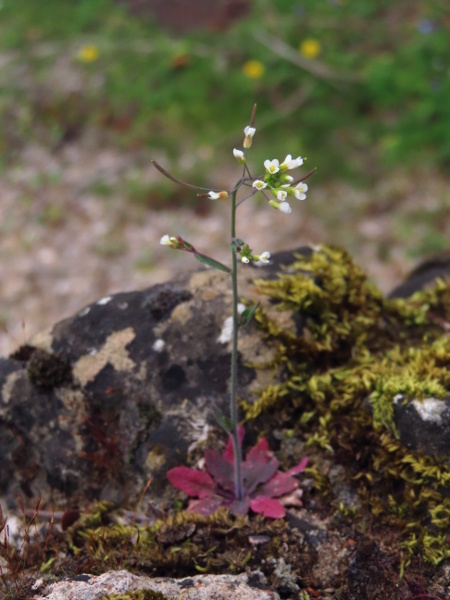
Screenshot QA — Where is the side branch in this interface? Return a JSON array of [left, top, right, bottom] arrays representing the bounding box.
[[151, 160, 214, 192]]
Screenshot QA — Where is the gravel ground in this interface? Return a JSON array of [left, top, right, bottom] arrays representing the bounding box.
[[1, 134, 449, 357]]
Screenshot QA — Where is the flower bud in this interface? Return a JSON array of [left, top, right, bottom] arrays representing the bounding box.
[[160, 234, 179, 248], [243, 125, 256, 149], [208, 191, 229, 200], [233, 148, 246, 163]]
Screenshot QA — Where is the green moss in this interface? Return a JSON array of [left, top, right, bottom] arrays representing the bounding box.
[[103, 591, 168, 600], [244, 245, 450, 567], [65, 506, 289, 583]]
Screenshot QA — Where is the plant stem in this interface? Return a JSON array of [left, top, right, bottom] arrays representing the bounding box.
[[230, 187, 244, 501]]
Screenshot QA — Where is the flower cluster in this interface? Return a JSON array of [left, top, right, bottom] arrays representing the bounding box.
[[252, 155, 308, 215], [230, 124, 310, 215]]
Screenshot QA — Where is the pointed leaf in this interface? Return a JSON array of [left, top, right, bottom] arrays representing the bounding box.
[[240, 303, 259, 326], [242, 438, 279, 494], [194, 253, 231, 273], [186, 497, 225, 517], [167, 466, 216, 498], [286, 457, 308, 476], [204, 448, 235, 491], [250, 496, 286, 519], [259, 472, 298, 498]]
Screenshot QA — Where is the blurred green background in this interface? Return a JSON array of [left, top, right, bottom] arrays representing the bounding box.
[[0, 0, 450, 355], [2, 0, 450, 179]]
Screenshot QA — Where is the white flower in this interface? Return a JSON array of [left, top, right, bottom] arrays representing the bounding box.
[[269, 200, 292, 214], [279, 202, 292, 214], [160, 234, 179, 247], [276, 189, 287, 201], [280, 154, 304, 170], [283, 175, 294, 183], [294, 182, 308, 200], [258, 251, 271, 263], [233, 148, 246, 163], [160, 235, 179, 248], [241, 256, 250, 264], [252, 180, 267, 190], [264, 158, 280, 174]]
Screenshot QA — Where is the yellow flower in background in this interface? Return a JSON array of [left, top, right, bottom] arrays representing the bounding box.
[[77, 44, 99, 63], [242, 60, 265, 79], [299, 39, 321, 59]]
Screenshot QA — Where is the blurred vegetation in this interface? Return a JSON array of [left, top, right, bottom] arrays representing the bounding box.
[[0, 0, 449, 181]]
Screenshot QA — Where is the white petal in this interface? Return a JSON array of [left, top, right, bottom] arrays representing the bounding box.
[[279, 202, 292, 214]]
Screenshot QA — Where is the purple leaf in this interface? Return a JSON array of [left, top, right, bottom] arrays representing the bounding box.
[[167, 466, 216, 498], [204, 448, 235, 491], [242, 438, 279, 494], [186, 497, 225, 517], [223, 426, 245, 463], [259, 472, 299, 498], [286, 457, 308, 476], [250, 496, 286, 519]]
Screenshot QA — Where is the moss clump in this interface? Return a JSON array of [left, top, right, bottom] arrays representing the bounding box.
[[103, 591, 168, 600], [64, 506, 292, 584], [244, 245, 450, 567], [27, 347, 73, 389]]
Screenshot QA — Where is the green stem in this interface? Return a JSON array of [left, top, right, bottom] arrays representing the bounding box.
[[230, 187, 244, 501]]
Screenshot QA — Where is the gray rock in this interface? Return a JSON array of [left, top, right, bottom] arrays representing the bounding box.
[[0, 248, 310, 506], [393, 394, 450, 456], [31, 569, 279, 600]]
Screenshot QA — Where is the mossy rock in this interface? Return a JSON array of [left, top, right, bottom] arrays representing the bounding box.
[[1, 244, 450, 598]]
